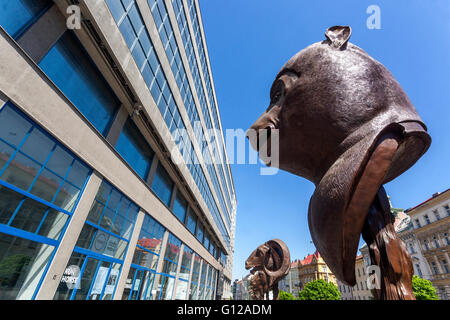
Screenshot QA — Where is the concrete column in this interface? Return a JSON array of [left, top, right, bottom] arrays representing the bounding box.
[[171, 243, 184, 299], [36, 170, 103, 300], [186, 253, 195, 300], [194, 259, 203, 300], [212, 268, 217, 300], [204, 262, 209, 299], [17, 4, 67, 63], [152, 230, 169, 299], [434, 256, 444, 274], [113, 209, 145, 300], [105, 105, 129, 146]]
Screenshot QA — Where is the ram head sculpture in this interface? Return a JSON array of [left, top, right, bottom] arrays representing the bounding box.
[[245, 239, 290, 300]]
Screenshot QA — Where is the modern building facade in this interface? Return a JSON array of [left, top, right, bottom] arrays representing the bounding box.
[[0, 0, 236, 300]]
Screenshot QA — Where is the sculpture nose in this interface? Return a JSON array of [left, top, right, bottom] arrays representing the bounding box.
[[246, 111, 275, 151]]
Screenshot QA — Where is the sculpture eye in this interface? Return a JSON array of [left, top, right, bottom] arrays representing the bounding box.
[[270, 81, 285, 105], [272, 91, 281, 102]]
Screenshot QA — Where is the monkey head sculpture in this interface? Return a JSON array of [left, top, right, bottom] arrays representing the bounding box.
[[245, 239, 290, 300], [247, 26, 431, 293]]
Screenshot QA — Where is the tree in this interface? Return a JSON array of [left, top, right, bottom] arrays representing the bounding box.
[[278, 290, 297, 300], [298, 279, 341, 300], [412, 275, 439, 300]]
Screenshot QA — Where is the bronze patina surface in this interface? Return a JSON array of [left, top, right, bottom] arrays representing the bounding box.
[[247, 26, 431, 299], [245, 239, 290, 300]]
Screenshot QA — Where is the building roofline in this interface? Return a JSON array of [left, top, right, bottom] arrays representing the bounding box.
[[405, 188, 450, 213]]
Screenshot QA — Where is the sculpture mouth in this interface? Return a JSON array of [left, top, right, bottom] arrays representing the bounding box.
[[256, 124, 275, 166]]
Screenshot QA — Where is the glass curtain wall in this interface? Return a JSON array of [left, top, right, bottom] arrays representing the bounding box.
[[0, 102, 91, 300], [53, 180, 139, 300], [122, 213, 165, 300], [155, 233, 181, 300], [174, 245, 193, 299], [189, 254, 201, 300]]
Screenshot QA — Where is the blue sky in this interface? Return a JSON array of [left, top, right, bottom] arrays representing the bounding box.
[[198, 0, 450, 281]]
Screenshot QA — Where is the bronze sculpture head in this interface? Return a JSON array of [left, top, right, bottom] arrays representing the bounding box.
[[245, 239, 290, 299], [247, 26, 431, 296]]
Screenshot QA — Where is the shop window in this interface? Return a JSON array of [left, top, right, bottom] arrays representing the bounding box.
[[0, 102, 91, 300], [53, 252, 121, 300], [54, 180, 139, 300], [122, 266, 156, 300], [174, 246, 193, 300]]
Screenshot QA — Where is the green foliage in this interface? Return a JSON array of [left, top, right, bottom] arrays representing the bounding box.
[[298, 279, 341, 300], [278, 290, 297, 300], [412, 275, 439, 300]]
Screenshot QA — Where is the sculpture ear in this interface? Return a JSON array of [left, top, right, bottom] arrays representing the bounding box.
[[325, 26, 352, 50]]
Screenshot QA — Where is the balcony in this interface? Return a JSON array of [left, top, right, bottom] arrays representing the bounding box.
[[431, 273, 450, 281]]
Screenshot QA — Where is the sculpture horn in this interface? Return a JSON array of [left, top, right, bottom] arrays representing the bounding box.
[[262, 239, 290, 283]]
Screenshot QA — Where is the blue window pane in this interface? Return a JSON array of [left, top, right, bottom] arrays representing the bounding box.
[[132, 42, 146, 71], [126, 204, 139, 223], [1, 151, 41, 192], [173, 192, 187, 223], [0, 106, 32, 146], [0, 0, 51, 39], [46, 146, 73, 177], [151, 164, 173, 206], [121, 0, 133, 10], [30, 168, 62, 202], [0, 141, 14, 173], [128, 3, 143, 34], [196, 223, 203, 243], [105, 0, 126, 22], [20, 128, 54, 164], [39, 31, 120, 136], [0, 233, 55, 300], [138, 213, 165, 254], [150, 80, 161, 102], [119, 16, 136, 49], [53, 181, 80, 212], [148, 51, 159, 74], [115, 118, 154, 180], [65, 160, 90, 189], [139, 30, 151, 56], [142, 63, 154, 88]]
